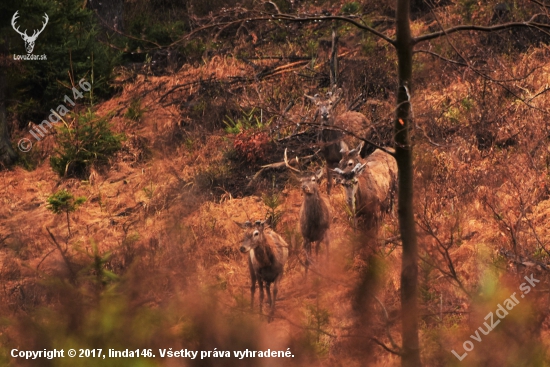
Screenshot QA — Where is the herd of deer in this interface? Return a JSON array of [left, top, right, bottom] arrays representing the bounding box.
[[237, 87, 398, 320]]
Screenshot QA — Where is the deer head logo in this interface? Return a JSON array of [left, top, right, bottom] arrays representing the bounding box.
[[11, 11, 49, 54]]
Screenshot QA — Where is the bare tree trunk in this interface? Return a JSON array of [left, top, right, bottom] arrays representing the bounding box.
[[395, 0, 421, 366], [330, 23, 338, 87], [0, 75, 16, 167], [0, 37, 17, 168], [88, 0, 124, 32]]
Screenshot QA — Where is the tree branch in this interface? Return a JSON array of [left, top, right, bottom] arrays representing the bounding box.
[[530, 0, 550, 9], [414, 19, 550, 44], [414, 49, 467, 67], [421, 5, 550, 114], [373, 295, 402, 353], [270, 14, 396, 45], [168, 13, 395, 48], [371, 337, 403, 355], [290, 121, 394, 156]]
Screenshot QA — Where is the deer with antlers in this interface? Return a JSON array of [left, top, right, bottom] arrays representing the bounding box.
[[305, 85, 371, 194], [11, 11, 49, 54], [285, 149, 331, 274], [238, 220, 288, 321], [333, 142, 398, 230]]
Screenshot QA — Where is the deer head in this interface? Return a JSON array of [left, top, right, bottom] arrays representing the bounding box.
[[12, 11, 49, 54], [238, 220, 266, 253], [284, 148, 324, 195], [338, 141, 364, 172], [304, 85, 343, 124]]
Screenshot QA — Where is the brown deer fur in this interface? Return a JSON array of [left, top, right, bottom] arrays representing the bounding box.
[[239, 220, 288, 320], [284, 149, 332, 274], [334, 142, 398, 229], [299, 170, 332, 273], [306, 88, 371, 194]]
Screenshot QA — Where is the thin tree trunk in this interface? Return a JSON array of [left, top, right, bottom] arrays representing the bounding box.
[[330, 23, 338, 87], [395, 0, 421, 366], [0, 37, 17, 168], [88, 0, 124, 32]]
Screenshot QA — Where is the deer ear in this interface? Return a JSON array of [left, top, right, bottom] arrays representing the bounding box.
[[315, 168, 324, 181], [328, 85, 340, 97], [348, 142, 364, 156], [328, 87, 343, 104], [339, 141, 349, 154], [352, 163, 367, 175], [355, 141, 365, 154], [256, 220, 268, 229], [304, 93, 316, 102], [234, 220, 252, 228]]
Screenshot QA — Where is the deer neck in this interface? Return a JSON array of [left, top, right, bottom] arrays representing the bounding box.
[[253, 241, 274, 268], [303, 191, 326, 220]]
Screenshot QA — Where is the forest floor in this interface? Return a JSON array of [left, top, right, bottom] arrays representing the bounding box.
[[3, 38, 550, 367]]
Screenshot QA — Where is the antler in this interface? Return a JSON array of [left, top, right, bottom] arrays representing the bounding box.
[[11, 11, 27, 38], [29, 13, 48, 40], [329, 87, 344, 106], [304, 93, 319, 103], [284, 148, 301, 173]]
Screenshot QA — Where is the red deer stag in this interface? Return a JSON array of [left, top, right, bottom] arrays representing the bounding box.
[[285, 149, 331, 275], [305, 86, 371, 194], [333, 142, 398, 229], [238, 220, 288, 321]]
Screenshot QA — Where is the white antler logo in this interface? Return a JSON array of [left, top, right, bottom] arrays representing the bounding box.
[[11, 11, 49, 54]]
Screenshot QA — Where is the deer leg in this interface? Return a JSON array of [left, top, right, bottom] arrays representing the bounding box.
[[304, 240, 312, 276], [273, 280, 279, 309], [259, 280, 264, 315], [265, 282, 272, 308], [305, 240, 312, 257], [326, 166, 332, 195], [265, 282, 273, 322], [250, 278, 256, 310], [353, 197, 357, 231], [352, 200, 358, 230], [270, 279, 279, 322], [249, 259, 256, 310]]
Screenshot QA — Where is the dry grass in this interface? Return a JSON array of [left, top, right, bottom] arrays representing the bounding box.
[[3, 5, 550, 365]]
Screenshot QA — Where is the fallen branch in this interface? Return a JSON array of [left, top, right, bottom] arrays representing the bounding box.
[[247, 150, 319, 186]]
